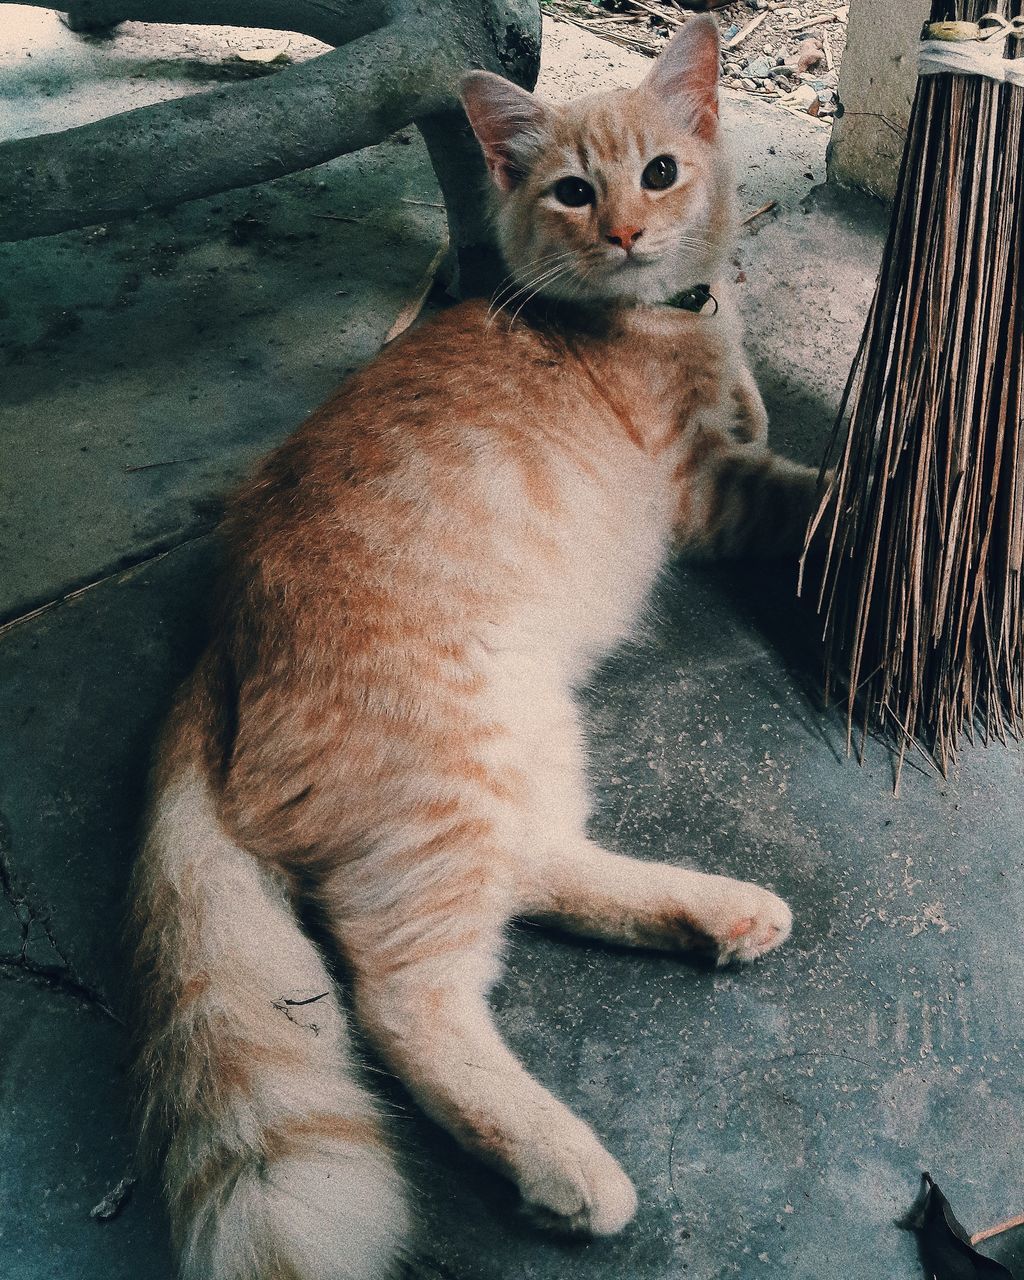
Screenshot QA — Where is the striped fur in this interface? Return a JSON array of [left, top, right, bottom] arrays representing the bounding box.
[[133, 18, 820, 1279]]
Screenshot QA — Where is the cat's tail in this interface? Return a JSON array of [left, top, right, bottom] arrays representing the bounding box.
[[131, 745, 408, 1280]]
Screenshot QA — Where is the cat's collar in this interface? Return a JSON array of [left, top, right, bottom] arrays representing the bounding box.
[[662, 283, 718, 315], [515, 284, 717, 335]]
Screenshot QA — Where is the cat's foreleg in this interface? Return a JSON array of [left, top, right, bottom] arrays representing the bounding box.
[[729, 362, 769, 445], [332, 878, 637, 1236], [523, 840, 791, 965], [704, 285, 768, 444], [679, 434, 824, 559]]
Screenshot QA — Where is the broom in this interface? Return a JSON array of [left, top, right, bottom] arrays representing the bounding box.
[[802, 0, 1024, 788]]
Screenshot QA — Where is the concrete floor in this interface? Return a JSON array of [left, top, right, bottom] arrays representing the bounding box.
[[2, 10, 1023, 1280]]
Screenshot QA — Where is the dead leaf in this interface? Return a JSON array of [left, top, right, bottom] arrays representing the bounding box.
[[795, 37, 825, 74], [913, 1174, 1015, 1279], [384, 244, 448, 344]]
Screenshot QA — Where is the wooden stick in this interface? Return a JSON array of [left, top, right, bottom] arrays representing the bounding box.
[[726, 10, 769, 48], [741, 199, 778, 226], [619, 0, 683, 28], [971, 1213, 1024, 1247], [124, 456, 205, 472], [786, 13, 841, 33], [0, 536, 207, 640], [0, 15, 467, 242], [544, 9, 657, 56]]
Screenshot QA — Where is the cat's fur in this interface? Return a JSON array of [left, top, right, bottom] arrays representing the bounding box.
[[132, 18, 820, 1280]]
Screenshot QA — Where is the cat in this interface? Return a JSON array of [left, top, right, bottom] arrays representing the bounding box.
[[130, 16, 822, 1280]]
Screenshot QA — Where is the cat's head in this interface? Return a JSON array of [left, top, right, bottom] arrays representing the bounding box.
[[461, 16, 734, 310]]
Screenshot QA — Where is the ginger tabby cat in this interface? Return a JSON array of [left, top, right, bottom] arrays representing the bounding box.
[[131, 17, 820, 1279]]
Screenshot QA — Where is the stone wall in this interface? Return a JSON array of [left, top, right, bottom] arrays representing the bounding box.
[[827, 0, 931, 200]]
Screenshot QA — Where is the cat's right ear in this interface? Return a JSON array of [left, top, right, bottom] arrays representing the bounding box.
[[642, 14, 721, 142], [460, 72, 548, 192]]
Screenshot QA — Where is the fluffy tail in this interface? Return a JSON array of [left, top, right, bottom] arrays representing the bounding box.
[[131, 760, 408, 1280]]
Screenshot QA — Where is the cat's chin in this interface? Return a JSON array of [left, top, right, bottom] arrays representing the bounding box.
[[598, 254, 719, 307], [582, 273, 686, 309], [532, 262, 665, 308], [530, 256, 712, 310]]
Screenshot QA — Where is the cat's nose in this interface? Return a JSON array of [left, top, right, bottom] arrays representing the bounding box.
[[606, 226, 644, 252]]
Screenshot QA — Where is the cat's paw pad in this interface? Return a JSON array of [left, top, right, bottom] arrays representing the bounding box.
[[704, 878, 792, 964], [519, 1146, 637, 1237]]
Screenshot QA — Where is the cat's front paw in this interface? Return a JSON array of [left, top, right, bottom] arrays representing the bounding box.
[[518, 1140, 637, 1237], [698, 876, 793, 964]]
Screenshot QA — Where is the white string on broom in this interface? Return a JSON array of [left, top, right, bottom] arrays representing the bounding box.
[[919, 13, 1024, 84]]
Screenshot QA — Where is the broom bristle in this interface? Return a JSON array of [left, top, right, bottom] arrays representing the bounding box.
[[802, 0, 1024, 787]]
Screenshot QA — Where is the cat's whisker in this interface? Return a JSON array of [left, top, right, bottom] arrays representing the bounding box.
[[675, 236, 716, 255], [564, 259, 599, 304], [497, 271, 560, 324], [487, 249, 581, 320], [488, 254, 583, 317], [489, 273, 561, 322], [507, 263, 576, 325], [491, 256, 580, 323], [488, 257, 556, 314], [488, 254, 568, 311], [506, 260, 578, 311]]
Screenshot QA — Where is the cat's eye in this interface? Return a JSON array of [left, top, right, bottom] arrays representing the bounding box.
[[553, 176, 596, 208], [641, 156, 677, 191]]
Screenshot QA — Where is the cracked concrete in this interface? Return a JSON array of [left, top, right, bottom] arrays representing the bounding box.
[[2, 9, 1023, 1280], [0, 815, 118, 1018]]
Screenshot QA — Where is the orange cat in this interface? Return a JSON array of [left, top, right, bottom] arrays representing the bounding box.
[[131, 18, 820, 1279]]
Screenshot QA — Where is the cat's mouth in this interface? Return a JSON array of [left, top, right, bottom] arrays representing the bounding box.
[[604, 247, 654, 267], [610, 254, 658, 274]]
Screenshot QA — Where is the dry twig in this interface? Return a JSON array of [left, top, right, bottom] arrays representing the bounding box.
[[124, 456, 205, 472], [786, 7, 848, 33], [0, 535, 207, 639], [822, 28, 835, 72], [619, 0, 683, 27], [741, 199, 778, 226], [725, 10, 770, 49], [972, 1212, 1024, 1247]]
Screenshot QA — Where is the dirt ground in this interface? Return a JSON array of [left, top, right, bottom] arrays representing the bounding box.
[[543, 1, 847, 119]]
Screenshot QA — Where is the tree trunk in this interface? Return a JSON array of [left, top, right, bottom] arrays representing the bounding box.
[[0, 0, 542, 294]]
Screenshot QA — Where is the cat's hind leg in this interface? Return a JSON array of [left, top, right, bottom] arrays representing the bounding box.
[[325, 840, 638, 1237], [523, 839, 792, 965]]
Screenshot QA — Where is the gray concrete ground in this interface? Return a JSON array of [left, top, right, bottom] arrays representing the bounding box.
[[1, 9, 1022, 1280]]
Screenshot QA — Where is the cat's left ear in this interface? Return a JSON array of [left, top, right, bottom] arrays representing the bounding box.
[[461, 71, 549, 192], [642, 14, 721, 142]]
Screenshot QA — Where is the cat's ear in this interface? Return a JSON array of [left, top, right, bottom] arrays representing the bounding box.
[[460, 71, 549, 192], [642, 14, 721, 142]]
